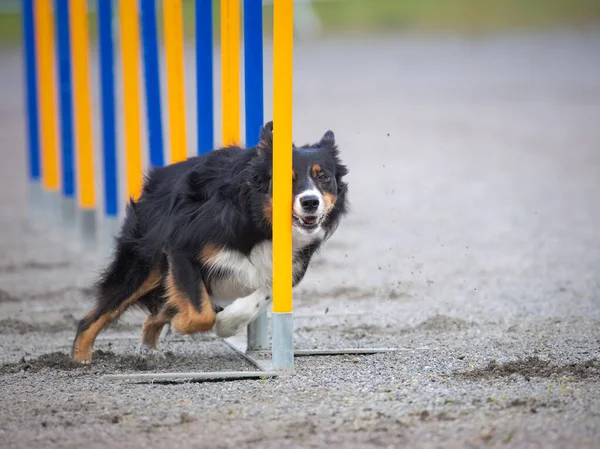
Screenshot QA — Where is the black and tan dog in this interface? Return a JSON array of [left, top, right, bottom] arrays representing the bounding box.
[[72, 122, 349, 363]]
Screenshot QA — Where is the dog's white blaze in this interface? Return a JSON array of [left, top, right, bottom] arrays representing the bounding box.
[[293, 186, 325, 217]]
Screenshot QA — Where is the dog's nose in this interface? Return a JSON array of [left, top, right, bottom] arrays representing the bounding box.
[[300, 195, 320, 212]]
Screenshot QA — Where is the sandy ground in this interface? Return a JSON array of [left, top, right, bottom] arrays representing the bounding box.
[[1, 31, 600, 448]]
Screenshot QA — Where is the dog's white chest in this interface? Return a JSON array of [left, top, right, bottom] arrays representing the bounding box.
[[205, 242, 271, 302], [206, 229, 325, 302]]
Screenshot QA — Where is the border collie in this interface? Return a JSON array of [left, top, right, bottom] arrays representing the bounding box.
[[72, 122, 349, 363]]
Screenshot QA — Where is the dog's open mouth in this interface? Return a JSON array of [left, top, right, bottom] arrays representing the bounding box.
[[293, 214, 321, 231]]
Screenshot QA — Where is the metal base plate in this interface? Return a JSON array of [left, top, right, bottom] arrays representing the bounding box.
[[103, 370, 278, 382], [102, 318, 421, 383]]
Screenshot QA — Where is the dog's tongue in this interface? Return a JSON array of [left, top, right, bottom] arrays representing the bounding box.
[[303, 216, 317, 225]]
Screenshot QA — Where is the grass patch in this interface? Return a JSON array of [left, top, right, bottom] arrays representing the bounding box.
[[300, 0, 600, 34], [1, 0, 599, 47], [0, 12, 21, 45]]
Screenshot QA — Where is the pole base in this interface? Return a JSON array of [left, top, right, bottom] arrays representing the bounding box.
[[271, 312, 294, 372], [42, 190, 61, 223], [61, 197, 77, 234], [101, 215, 121, 254], [79, 208, 97, 251], [247, 310, 269, 351], [27, 180, 44, 222]]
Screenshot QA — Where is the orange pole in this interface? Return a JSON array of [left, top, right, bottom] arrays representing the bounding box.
[[220, 0, 240, 146], [34, 0, 60, 192], [120, 0, 143, 200], [70, 0, 96, 209], [163, 0, 188, 163]]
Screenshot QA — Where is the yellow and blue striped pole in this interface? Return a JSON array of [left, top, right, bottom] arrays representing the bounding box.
[[70, 0, 97, 247], [220, 0, 240, 146], [163, 0, 188, 163], [272, 0, 294, 371], [120, 0, 144, 201], [34, 0, 60, 215]]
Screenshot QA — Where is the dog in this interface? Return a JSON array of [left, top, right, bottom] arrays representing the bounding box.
[[72, 121, 349, 363]]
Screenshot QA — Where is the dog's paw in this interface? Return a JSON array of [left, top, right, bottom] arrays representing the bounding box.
[[214, 310, 252, 338], [214, 319, 244, 338], [137, 344, 166, 360]]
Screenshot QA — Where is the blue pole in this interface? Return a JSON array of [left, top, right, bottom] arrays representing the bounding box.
[[140, 0, 165, 168], [196, 0, 214, 154], [98, 0, 118, 217], [244, 0, 267, 352], [22, 0, 41, 182], [244, 0, 264, 147], [54, 0, 75, 199]]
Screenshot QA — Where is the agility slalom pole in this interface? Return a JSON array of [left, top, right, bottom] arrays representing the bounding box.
[[54, 0, 76, 225], [34, 0, 60, 198], [244, 0, 268, 351], [163, 0, 188, 163], [98, 0, 118, 219], [70, 0, 97, 246], [220, 0, 240, 146], [196, 0, 214, 155], [244, 0, 264, 148], [272, 0, 294, 371], [54, 0, 75, 199], [22, 0, 41, 190], [140, 0, 165, 168], [120, 0, 143, 200]]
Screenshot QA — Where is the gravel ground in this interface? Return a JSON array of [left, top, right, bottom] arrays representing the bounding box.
[[1, 31, 600, 448]]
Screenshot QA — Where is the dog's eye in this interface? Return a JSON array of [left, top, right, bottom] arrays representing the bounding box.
[[317, 172, 331, 183]]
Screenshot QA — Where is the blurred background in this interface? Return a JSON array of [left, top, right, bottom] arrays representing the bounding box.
[[1, 0, 600, 44], [0, 2, 600, 447]]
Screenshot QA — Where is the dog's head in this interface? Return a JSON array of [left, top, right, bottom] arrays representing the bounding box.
[[248, 121, 349, 238]]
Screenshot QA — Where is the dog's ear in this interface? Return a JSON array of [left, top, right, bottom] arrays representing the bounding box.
[[319, 130, 347, 185], [336, 162, 349, 179], [319, 130, 335, 148], [257, 121, 273, 154]]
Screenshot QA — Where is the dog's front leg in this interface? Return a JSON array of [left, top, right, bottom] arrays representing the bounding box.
[[214, 287, 271, 338], [165, 250, 218, 334]]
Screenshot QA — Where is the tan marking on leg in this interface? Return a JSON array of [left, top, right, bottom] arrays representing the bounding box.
[[72, 269, 161, 362], [323, 192, 337, 213], [311, 164, 322, 178], [141, 314, 168, 348], [292, 170, 297, 182], [165, 271, 216, 335], [72, 313, 111, 363]]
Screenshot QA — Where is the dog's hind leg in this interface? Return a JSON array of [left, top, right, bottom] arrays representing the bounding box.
[[72, 270, 160, 363], [138, 288, 169, 351], [72, 241, 162, 363]]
